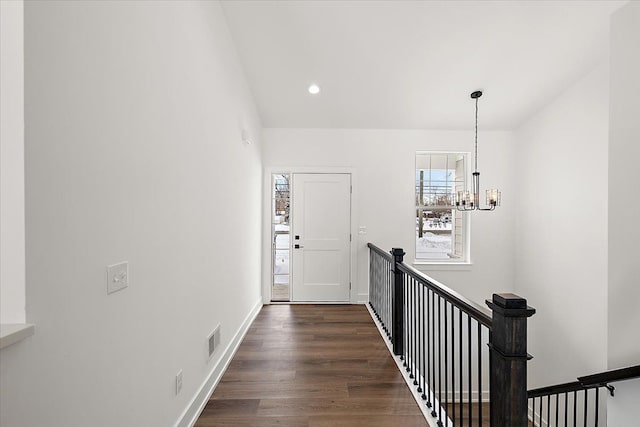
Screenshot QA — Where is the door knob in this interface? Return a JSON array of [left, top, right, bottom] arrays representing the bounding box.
[[295, 244, 304, 249]]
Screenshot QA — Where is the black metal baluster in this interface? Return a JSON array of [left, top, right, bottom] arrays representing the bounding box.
[[387, 259, 391, 338], [438, 295, 443, 426], [369, 251, 373, 311], [427, 288, 432, 409], [556, 393, 559, 427], [547, 393, 551, 427], [432, 290, 437, 418], [412, 278, 417, 383], [383, 258, 387, 336], [375, 255, 379, 324], [444, 300, 449, 424], [380, 256, 383, 325], [468, 314, 472, 427], [416, 282, 421, 388], [381, 257, 384, 327], [539, 394, 543, 427], [378, 255, 381, 323], [403, 274, 407, 364], [386, 259, 389, 334], [583, 388, 588, 427], [374, 254, 378, 316], [451, 304, 456, 425], [407, 277, 413, 375], [405, 276, 409, 364], [407, 276, 413, 372], [379, 255, 381, 317], [478, 321, 482, 427], [529, 398, 533, 427], [382, 258, 386, 333], [407, 275, 412, 370], [373, 251, 377, 313], [564, 392, 568, 427], [459, 309, 463, 427], [409, 280, 417, 378], [421, 284, 427, 401], [381, 257, 384, 332], [371, 253, 375, 313], [378, 255, 382, 321], [374, 255, 378, 319]]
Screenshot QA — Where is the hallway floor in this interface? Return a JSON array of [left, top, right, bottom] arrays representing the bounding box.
[[194, 304, 427, 426]]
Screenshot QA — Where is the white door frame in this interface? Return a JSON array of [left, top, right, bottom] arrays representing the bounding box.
[[262, 166, 358, 305]]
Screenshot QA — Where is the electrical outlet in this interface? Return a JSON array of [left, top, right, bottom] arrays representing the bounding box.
[[176, 370, 183, 395], [107, 262, 128, 294]]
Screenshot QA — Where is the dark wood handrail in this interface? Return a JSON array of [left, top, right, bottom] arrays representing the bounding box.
[[528, 365, 640, 398], [396, 262, 493, 328], [579, 364, 640, 387], [367, 242, 393, 261], [368, 242, 492, 327], [527, 381, 592, 398]]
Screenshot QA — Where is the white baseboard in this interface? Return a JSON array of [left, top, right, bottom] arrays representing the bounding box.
[[357, 293, 368, 304], [174, 298, 263, 427]]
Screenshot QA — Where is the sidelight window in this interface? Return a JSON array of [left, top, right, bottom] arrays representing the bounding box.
[[271, 173, 290, 301]]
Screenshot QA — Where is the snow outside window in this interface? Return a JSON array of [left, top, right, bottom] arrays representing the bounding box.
[[415, 152, 468, 262]]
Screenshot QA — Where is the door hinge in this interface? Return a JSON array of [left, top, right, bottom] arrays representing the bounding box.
[[350, 234, 352, 242], [350, 185, 352, 194]]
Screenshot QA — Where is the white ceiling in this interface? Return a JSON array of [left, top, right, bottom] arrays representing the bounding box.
[[221, 0, 625, 130]]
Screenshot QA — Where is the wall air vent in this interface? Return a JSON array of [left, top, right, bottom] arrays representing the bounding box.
[[208, 325, 220, 359]]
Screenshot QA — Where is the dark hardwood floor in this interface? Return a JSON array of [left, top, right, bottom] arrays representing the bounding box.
[[194, 304, 428, 426]]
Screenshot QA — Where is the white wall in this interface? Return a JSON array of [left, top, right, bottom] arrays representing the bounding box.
[[514, 62, 609, 389], [608, 0, 640, 371], [608, 3, 640, 425], [0, 2, 262, 426], [0, 0, 26, 324], [263, 128, 516, 306], [608, 377, 640, 426]]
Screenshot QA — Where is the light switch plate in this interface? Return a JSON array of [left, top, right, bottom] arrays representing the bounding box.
[[107, 262, 128, 294]]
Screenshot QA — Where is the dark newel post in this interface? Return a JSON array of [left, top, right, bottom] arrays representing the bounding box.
[[391, 248, 405, 356], [486, 293, 536, 427]]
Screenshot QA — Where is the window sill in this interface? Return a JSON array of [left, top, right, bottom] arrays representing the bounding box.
[[0, 323, 35, 350], [413, 261, 473, 271]]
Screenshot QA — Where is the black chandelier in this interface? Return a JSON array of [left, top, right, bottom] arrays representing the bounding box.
[[455, 91, 501, 211]]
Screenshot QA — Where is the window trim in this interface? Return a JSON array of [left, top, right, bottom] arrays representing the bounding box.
[[414, 151, 471, 265]]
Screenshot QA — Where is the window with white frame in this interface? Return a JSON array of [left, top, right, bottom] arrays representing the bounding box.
[[415, 152, 468, 262]]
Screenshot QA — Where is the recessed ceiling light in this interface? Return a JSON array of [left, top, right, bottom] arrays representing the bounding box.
[[308, 84, 320, 95]]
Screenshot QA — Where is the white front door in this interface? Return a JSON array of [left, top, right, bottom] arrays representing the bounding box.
[[291, 173, 351, 302]]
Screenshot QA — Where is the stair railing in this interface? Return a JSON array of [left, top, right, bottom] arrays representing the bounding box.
[[368, 243, 535, 427], [527, 365, 640, 427]]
